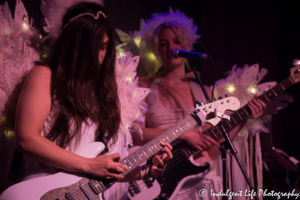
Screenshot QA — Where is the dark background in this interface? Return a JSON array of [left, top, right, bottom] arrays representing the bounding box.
[[2, 0, 300, 167]]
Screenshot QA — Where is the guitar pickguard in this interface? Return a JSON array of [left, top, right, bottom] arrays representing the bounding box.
[[155, 142, 212, 200]]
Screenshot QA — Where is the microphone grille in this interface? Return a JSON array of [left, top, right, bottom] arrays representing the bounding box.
[[171, 48, 180, 58]]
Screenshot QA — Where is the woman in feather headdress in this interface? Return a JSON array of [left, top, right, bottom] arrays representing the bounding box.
[[133, 8, 266, 199], [0, 1, 172, 199]]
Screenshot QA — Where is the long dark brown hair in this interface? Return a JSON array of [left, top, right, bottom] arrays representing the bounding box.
[[46, 2, 120, 149]]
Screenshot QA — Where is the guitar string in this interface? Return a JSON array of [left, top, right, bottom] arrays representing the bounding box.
[[46, 73, 300, 199], [131, 73, 300, 193], [127, 119, 197, 190], [66, 117, 197, 198], [128, 116, 196, 170], [66, 73, 300, 198], [153, 76, 297, 174]]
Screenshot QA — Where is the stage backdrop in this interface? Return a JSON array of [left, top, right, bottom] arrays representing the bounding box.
[[3, 0, 300, 163]]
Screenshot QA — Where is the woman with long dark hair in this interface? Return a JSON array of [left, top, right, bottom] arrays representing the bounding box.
[[5, 2, 172, 199]]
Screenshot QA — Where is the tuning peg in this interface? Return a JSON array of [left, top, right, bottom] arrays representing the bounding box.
[[201, 102, 205, 106], [218, 96, 222, 100], [225, 94, 228, 97], [213, 98, 216, 101]]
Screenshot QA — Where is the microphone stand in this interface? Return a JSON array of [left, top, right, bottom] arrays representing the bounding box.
[[189, 64, 211, 102], [189, 63, 258, 200], [218, 125, 259, 200]]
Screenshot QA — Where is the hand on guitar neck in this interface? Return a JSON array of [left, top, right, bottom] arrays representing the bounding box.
[[207, 95, 266, 160], [172, 95, 266, 159]]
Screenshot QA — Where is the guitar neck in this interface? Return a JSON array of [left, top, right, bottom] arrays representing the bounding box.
[[121, 115, 198, 173], [205, 75, 296, 140], [92, 114, 199, 193]]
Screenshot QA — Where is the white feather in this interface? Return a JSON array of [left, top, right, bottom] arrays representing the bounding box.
[[213, 64, 293, 136]]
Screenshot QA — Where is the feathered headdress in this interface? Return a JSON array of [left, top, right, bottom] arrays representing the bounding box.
[[41, 0, 104, 40], [138, 8, 200, 75]]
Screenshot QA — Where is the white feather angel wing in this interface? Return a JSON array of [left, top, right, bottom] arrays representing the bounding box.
[[213, 64, 292, 136], [0, 0, 39, 114], [116, 53, 150, 145], [0, 0, 40, 193]]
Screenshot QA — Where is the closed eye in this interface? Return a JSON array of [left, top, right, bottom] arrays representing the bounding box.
[[100, 41, 109, 50], [160, 42, 167, 47]]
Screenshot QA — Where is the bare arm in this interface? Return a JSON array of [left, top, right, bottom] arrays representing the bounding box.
[[15, 66, 126, 179]]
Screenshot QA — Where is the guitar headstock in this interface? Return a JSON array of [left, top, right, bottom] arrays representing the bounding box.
[[290, 60, 300, 83], [193, 96, 240, 126]]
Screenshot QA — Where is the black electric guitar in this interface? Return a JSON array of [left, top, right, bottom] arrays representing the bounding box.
[[128, 65, 300, 200]]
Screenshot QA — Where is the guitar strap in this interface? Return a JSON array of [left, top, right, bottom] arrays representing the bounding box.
[[188, 80, 208, 105]]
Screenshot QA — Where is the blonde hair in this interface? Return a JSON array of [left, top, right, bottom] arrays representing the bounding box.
[[138, 8, 200, 76]]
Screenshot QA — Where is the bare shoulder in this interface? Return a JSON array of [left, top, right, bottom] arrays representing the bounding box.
[[18, 65, 52, 111], [27, 65, 51, 80], [23, 65, 51, 92], [16, 65, 52, 135]]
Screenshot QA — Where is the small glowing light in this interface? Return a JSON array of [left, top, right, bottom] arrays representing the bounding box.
[[118, 51, 125, 58], [0, 116, 6, 124], [228, 86, 235, 93], [42, 53, 47, 58], [147, 52, 156, 61], [125, 77, 132, 82], [22, 23, 29, 30], [5, 130, 14, 139], [250, 88, 256, 94], [39, 34, 43, 39], [133, 36, 141, 48]]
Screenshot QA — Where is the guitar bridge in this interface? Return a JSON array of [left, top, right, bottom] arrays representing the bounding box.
[[128, 181, 141, 197]]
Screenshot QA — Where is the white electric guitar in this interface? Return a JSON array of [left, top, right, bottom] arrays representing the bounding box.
[[0, 97, 240, 200]]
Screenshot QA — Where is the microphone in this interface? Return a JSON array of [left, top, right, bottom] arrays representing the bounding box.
[[171, 48, 208, 59]]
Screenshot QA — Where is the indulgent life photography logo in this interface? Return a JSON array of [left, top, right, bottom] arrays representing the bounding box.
[[198, 189, 299, 199]]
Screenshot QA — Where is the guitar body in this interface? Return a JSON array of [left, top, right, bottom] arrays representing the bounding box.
[[127, 143, 212, 200], [0, 142, 105, 200], [157, 157, 212, 200]]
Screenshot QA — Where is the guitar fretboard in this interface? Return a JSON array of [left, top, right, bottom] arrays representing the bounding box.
[[91, 114, 200, 193], [204, 74, 297, 140]]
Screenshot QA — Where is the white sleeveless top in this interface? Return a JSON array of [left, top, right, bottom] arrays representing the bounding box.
[[145, 77, 207, 129], [20, 102, 130, 200]]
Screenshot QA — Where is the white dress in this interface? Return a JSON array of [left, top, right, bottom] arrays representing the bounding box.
[[19, 101, 130, 200], [145, 77, 222, 200]]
